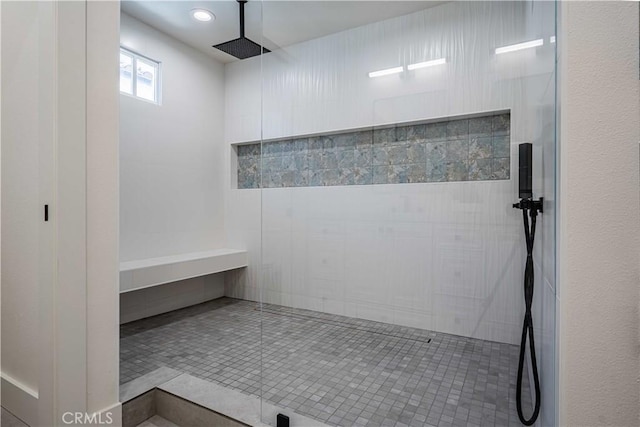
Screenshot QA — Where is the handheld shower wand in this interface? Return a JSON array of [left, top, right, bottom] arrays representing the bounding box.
[[513, 143, 542, 426]]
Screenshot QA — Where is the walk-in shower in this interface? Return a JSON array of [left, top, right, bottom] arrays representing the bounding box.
[[119, 1, 557, 426]]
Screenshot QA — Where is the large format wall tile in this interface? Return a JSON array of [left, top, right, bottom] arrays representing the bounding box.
[[237, 112, 510, 189]]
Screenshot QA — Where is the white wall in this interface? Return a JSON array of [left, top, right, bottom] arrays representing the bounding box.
[[120, 13, 226, 262], [559, 2, 640, 426], [55, 1, 122, 423], [224, 1, 556, 349], [87, 1, 121, 419], [119, 13, 228, 322], [1, 0, 43, 407], [2, 1, 122, 425]]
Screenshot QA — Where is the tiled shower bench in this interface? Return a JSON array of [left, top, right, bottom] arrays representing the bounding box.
[[119, 248, 248, 293]]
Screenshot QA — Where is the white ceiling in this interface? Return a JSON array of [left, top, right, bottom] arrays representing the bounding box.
[[121, 1, 446, 63]]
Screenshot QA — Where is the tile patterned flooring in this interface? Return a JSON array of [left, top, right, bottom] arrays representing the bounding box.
[[121, 298, 531, 427]]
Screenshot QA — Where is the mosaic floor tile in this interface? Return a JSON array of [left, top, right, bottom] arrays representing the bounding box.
[[121, 298, 531, 427]]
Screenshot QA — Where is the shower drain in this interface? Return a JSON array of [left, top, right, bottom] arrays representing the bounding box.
[[257, 305, 434, 345]]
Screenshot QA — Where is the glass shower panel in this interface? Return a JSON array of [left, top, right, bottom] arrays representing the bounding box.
[[119, 2, 263, 424], [246, 2, 556, 425]]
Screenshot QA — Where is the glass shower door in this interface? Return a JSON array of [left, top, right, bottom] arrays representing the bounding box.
[[233, 1, 557, 425]]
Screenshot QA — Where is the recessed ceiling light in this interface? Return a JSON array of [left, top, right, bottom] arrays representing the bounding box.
[[191, 9, 214, 22]]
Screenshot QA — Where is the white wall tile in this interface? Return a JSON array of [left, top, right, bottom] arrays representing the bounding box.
[[223, 8, 556, 402]]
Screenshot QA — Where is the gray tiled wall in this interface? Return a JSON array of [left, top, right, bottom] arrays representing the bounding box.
[[237, 112, 510, 189]]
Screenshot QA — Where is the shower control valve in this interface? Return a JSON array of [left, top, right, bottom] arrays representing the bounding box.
[[513, 197, 543, 214]]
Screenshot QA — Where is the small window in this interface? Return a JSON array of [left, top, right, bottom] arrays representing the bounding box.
[[120, 47, 161, 104]]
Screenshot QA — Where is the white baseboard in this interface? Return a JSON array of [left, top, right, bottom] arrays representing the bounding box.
[[0, 373, 122, 427], [1, 372, 38, 426]]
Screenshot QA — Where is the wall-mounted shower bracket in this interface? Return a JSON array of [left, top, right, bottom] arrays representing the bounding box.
[[513, 197, 543, 214]]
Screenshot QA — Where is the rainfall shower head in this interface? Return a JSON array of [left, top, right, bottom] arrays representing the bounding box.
[[213, 0, 270, 60]]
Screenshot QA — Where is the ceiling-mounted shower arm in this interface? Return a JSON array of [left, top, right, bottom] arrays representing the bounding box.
[[213, 0, 268, 59], [238, 0, 247, 39]]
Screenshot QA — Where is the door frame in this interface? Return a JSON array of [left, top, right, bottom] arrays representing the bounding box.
[[0, 1, 121, 425]]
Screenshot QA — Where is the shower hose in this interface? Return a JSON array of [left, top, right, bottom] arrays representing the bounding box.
[[515, 201, 541, 426]]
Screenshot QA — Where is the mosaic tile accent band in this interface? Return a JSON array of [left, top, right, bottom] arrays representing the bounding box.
[[237, 112, 510, 189]]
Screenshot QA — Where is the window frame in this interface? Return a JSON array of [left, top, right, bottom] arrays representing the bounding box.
[[120, 46, 162, 105]]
